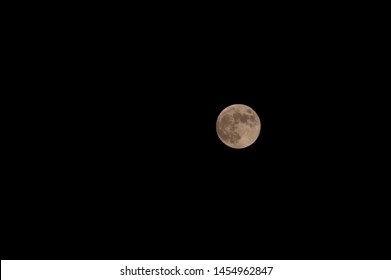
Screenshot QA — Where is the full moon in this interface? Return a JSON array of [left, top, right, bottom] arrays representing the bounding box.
[[216, 104, 261, 149]]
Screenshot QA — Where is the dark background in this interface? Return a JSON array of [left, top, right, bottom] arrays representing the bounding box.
[[3, 5, 388, 260]]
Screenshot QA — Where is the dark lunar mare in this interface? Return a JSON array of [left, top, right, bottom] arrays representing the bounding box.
[[239, 113, 249, 123], [227, 131, 241, 143]]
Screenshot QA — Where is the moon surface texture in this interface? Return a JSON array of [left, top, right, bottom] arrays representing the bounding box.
[[216, 104, 261, 149]]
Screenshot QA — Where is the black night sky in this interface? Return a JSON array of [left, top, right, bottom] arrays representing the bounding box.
[[4, 7, 387, 260]]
